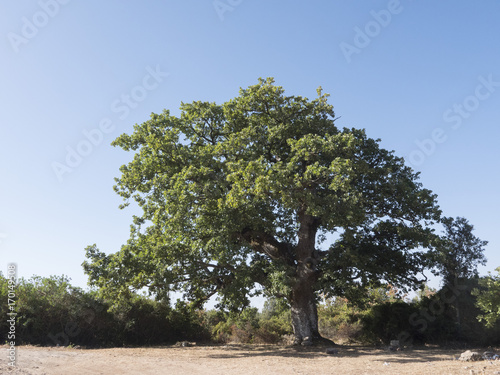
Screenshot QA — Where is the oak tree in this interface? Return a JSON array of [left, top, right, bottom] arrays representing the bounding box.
[[83, 78, 441, 345]]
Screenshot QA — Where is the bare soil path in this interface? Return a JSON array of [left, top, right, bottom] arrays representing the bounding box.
[[2, 344, 499, 375]]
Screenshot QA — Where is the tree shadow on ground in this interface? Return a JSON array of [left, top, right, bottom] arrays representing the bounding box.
[[203, 344, 474, 363]]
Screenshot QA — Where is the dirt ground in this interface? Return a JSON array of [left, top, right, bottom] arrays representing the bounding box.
[[2, 344, 500, 375]]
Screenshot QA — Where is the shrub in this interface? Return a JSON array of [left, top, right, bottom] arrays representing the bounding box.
[[361, 301, 425, 345], [0, 274, 210, 347], [318, 298, 364, 343], [209, 300, 292, 344]]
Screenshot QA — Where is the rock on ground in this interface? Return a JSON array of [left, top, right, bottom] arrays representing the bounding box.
[[459, 350, 483, 362]]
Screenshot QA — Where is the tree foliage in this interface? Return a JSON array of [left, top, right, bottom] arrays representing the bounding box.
[[432, 216, 487, 288], [474, 267, 500, 327], [83, 78, 441, 343], [428, 217, 488, 334]]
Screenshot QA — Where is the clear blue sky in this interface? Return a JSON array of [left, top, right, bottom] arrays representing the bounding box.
[[1, 1, 499, 303]]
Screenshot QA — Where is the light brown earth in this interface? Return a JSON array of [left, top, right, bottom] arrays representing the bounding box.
[[2, 344, 500, 375]]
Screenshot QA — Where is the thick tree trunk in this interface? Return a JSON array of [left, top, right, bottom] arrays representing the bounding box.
[[289, 210, 332, 346], [242, 209, 334, 346], [290, 277, 320, 346]]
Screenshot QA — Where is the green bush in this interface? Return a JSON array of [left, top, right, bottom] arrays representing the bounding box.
[[318, 298, 364, 343], [12, 272, 500, 347], [0, 274, 210, 347], [210, 308, 259, 343], [13, 275, 103, 346], [209, 299, 292, 344], [361, 301, 425, 345]]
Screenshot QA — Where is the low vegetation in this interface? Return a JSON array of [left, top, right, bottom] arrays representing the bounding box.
[[2, 273, 500, 348]]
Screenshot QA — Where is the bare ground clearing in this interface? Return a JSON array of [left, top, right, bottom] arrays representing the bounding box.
[[2, 344, 500, 375]]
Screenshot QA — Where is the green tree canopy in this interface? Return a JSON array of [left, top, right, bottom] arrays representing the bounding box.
[[83, 78, 441, 345], [432, 216, 488, 286], [474, 267, 500, 327], [429, 217, 488, 333]]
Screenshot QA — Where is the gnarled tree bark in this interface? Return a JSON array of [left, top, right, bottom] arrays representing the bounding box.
[[289, 211, 330, 346], [290, 274, 320, 345]]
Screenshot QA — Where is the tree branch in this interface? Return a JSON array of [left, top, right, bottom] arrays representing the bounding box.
[[239, 228, 294, 265]]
